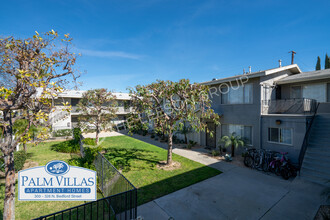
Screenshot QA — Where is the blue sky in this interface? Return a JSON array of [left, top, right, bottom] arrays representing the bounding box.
[[1, 0, 330, 92]]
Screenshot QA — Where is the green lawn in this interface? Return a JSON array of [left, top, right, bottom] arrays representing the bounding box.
[[100, 135, 221, 205], [0, 141, 86, 220], [1, 136, 221, 219]]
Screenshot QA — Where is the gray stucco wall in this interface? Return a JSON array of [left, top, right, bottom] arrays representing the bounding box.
[[318, 103, 330, 113], [208, 77, 261, 148], [261, 115, 312, 164]]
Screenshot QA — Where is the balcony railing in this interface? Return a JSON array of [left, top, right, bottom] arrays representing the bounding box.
[[262, 98, 317, 114], [71, 106, 132, 114]]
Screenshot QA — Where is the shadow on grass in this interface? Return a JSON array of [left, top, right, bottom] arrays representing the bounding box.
[[136, 165, 221, 205], [103, 148, 159, 172]]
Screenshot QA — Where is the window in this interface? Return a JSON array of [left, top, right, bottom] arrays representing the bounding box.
[[221, 124, 252, 145], [268, 127, 292, 145], [302, 83, 326, 102], [291, 86, 302, 99], [221, 83, 253, 104]]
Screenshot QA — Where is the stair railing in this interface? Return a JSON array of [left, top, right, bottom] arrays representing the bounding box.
[[298, 102, 320, 172]]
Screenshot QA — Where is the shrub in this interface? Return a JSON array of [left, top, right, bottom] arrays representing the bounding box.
[[211, 150, 220, 156], [14, 150, 27, 171], [150, 134, 155, 138], [82, 138, 96, 146], [52, 140, 80, 153], [68, 146, 101, 170], [53, 129, 72, 137], [187, 140, 197, 149], [188, 140, 197, 146], [73, 127, 82, 141]]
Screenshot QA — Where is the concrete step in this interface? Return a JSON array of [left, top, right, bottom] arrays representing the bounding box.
[[309, 135, 330, 144], [305, 149, 330, 158], [301, 166, 330, 182], [303, 155, 330, 169], [309, 131, 330, 137], [304, 152, 330, 162], [309, 140, 330, 147], [310, 127, 330, 132], [300, 170, 330, 187]]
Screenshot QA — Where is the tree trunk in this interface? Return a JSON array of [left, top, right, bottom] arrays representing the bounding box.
[[167, 132, 173, 165], [231, 144, 235, 157], [95, 127, 99, 145], [184, 134, 187, 144], [3, 150, 15, 220], [23, 143, 27, 152]]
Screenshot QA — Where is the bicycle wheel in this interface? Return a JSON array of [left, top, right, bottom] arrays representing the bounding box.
[[274, 161, 281, 176], [244, 156, 254, 168], [281, 167, 290, 180], [262, 161, 269, 172], [289, 165, 297, 177], [254, 155, 260, 169]]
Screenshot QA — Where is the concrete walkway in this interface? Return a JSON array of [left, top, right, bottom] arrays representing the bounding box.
[[82, 131, 124, 139], [133, 134, 328, 220]]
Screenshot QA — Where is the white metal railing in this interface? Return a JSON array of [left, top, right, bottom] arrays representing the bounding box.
[[49, 110, 70, 123], [71, 106, 132, 114]]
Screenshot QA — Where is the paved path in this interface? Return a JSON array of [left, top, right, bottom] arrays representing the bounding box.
[[82, 131, 124, 138], [133, 134, 328, 220]]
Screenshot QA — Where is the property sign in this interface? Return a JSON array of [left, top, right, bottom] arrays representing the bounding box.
[[18, 160, 97, 201]]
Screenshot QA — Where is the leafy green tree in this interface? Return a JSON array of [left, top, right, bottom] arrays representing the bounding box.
[[316, 56, 321, 70], [220, 132, 244, 157], [325, 54, 329, 69], [77, 89, 117, 144], [129, 79, 220, 165], [0, 30, 78, 219]]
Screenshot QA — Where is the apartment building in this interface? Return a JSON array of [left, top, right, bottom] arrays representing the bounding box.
[[191, 65, 330, 185], [49, 90, 132, 131]]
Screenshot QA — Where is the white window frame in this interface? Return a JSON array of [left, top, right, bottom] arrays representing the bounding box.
[[220, 83, 253, 105], [268, 127, 293, 146], [221, 124, 253, 146]]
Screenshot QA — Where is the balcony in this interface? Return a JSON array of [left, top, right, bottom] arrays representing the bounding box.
[[262, 98, 317, 114], [71, 106, 132, 115]]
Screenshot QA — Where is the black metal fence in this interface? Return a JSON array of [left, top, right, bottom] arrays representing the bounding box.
[[34, 152, 137, 220], [262, 98, 317, 114], [94, 153, 136, 198]]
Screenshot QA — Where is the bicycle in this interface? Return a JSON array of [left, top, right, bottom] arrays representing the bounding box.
[[243, 148, 256, 168]]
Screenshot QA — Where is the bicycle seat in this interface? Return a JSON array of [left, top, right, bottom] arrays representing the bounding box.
[[280, 152, 288, 155]]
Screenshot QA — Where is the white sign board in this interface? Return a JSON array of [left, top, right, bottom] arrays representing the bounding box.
[[18, 160, 97, 201]]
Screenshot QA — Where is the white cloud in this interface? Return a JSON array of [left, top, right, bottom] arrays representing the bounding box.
[[78, 48, 143, 60]]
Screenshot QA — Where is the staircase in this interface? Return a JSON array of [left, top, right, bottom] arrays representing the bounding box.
[[49, 110, 70, 124], [300, 114, 330, 187]]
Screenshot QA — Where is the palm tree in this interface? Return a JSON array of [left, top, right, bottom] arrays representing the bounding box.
[[220, 132, 244, 157], [176, 123, 192, 144]]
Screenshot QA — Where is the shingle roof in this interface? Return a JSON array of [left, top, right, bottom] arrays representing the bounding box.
[[276, 69, 330, 85]]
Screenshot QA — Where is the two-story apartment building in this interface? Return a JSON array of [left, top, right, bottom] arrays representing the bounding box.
[[190, 65, 330, 185], [191, 65, 329, 160], [49, 90, 132, 131]]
